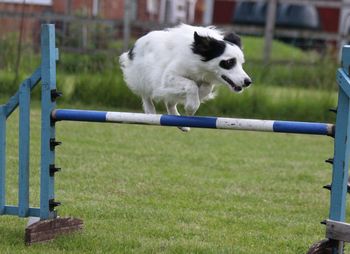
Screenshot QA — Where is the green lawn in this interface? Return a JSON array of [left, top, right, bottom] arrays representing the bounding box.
[[0, 106, 345, 253]]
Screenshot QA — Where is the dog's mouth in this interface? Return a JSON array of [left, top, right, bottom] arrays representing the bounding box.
[[221, 75, 242, 93]]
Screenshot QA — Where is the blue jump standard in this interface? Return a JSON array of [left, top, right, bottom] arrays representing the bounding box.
[[52, 109, 334, 136]]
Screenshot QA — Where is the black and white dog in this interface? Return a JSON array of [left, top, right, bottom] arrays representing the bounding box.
[[120, 24, 251, 131]]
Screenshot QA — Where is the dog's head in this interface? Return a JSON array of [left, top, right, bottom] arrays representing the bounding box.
[[192, 31, 251, 93]]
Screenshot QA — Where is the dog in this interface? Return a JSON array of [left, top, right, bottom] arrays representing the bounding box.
[[119, 24, 252, 131]]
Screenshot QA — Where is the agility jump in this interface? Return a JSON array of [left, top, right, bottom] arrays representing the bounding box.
[[52, 109, 334, 136], [1, 24, 350, 253]]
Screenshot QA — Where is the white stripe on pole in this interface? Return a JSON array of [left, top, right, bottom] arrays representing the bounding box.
[[216, 118, 274, 131], [106, 112, 161, 125]]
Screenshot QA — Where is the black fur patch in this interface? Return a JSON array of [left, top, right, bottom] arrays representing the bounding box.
[[224, 33, 241, 48], [128, 45, 135, 60], [192, 32, 226, 62], [219, 58, 236, 70]]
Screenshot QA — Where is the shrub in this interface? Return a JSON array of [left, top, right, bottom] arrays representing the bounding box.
[[70, 71, 140, 109]]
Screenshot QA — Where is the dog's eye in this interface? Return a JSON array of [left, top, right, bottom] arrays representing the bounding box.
[[219, 58, 236, 70]]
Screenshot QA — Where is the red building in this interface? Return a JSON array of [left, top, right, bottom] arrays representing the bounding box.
[[0, 0, 341, 44], [0, 0, 207, 43]]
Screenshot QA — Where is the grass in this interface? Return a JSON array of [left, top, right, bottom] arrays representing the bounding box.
[[1, 105, 346, 253], [0, 31, 344, 252]]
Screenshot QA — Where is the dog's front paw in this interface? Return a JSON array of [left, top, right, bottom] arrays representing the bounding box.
[[178, 127, 191, 132]]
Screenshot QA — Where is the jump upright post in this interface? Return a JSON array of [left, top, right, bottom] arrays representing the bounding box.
[[1, 24, 350, 253], [0, 24, 83, 244]]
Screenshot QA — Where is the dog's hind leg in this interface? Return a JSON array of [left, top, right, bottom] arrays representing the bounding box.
[[142, 97, 156, 114], [165, 102, 190, 132]]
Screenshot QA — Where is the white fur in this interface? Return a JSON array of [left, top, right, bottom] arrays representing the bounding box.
[[119, 24, 251, 131]]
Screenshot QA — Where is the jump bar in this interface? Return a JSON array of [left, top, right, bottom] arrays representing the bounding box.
[[52, 109, 335, 136]]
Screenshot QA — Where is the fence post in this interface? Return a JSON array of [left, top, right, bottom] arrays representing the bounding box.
[[203, 0, 214, 25], [0, 106, 6, 215], [329, 45, 350, 253], [337, 0, 350, 60], [40, 24, 57, 220], [123, 0, 132, 51], [263, 0, 277, 64], [18, 80, 31, 217]]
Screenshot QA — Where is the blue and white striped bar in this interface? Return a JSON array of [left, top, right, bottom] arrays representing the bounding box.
[[52, 109, 335, 136]]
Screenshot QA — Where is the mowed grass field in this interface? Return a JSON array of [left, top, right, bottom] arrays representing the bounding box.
[[0, 106, 347, 254]]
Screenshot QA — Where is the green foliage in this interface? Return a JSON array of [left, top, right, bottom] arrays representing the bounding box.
[[56, 22, 114, 50], [197, 86, 336, 122], [58, 52, 117, 73], [242, 36, 338, 90], [243, 36, 319, 61], [245, 60, 337, 90], [0, 33, 340, 122], [0, 71, 19, 95], [0, 33, 19, 70], [69, 71, 140, 109], [0, 33, 40, 71]]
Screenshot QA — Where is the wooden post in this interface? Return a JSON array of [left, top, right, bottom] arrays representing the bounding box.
[[18, 79, 31, 217], [263, 0, 277, 64], [0, 106, 5, 215], [328, 45, 350, 253], [24, 24, 83, 245], [123, 0, 131, 51], [81, 6, 88, 49], [92, 0, 99, 17], [62, 0, 72, 46], [203, 0, 214, 25], [337, 0, 350, 61], [40, 24, 57, 220]]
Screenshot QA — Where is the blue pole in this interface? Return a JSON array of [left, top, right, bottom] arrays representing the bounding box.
[[0, 106, 6, 215], [18, 79, 31, 217], [40, 24, 57, 220], [52, 109, 334, 137], [329, 46, 350, 253]]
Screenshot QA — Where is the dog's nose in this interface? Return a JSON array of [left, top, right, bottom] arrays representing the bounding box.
[[243, 78, 252, 87]]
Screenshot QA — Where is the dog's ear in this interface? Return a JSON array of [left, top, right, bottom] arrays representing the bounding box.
[[193, 32, 211, 50], [224, 32, 241, 48], [192, 32, 226, 62]]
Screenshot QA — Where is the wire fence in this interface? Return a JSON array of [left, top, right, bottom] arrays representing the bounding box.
[[0, 0, 349, 64]]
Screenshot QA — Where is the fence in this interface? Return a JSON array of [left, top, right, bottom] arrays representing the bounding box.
[[124, 0, 350, 62], [1, 0, 350, 63]]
